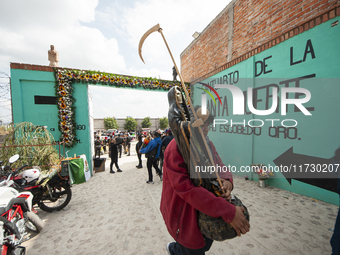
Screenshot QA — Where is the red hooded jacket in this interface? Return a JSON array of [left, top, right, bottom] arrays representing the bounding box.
[[160, 139, 236, 249]]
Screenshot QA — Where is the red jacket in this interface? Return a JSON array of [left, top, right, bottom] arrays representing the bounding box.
[[160, 139, 236, 249]]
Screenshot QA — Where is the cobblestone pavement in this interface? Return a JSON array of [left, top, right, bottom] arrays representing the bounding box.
[[23, 147, 338, 255]]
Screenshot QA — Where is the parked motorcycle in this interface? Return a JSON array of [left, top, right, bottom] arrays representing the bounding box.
[[0, 217, 26, 255], [2, 155, 72, 213], [0, 155, 44, 255]]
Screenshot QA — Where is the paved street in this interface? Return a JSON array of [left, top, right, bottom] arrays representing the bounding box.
[[23, 146, 338, 254]]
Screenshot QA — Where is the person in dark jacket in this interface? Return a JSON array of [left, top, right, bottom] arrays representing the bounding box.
[[135, 134, 143, 168], [94, 136, 102, 158], [161, 129, 174, 150], [115, 133, 124, 158], [125, 133, 132, 156], [109, 137, 124, 173], [160, 129, 174, 171]]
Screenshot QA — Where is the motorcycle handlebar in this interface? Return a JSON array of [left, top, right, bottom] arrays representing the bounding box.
[[15, 164, 28, 174], [3, 164, 28, 178]]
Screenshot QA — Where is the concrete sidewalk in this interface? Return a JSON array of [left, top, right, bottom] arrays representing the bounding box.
[[23, 148, 338, 255]]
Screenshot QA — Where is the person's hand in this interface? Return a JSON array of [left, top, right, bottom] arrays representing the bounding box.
[[219, 179, 232, 202], [229, 206, 250, 237], [221, 188, 232, 202]]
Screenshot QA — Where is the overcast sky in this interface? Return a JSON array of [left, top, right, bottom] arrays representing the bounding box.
[[0, 0, 232, 123]]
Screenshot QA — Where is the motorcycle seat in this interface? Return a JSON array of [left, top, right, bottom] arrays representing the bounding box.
[[0, 197, 28, 216], [14, 178, 39, 188], [0, 201, 14, 216]]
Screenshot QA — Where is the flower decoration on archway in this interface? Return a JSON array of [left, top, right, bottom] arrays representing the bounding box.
[[55, 68, 189, 147], [55, 72, 76, 147]]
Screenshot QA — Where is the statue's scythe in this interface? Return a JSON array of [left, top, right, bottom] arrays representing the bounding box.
[[138, 23, 225, 191]]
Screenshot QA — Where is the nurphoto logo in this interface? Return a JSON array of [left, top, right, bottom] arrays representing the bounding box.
[[199, 82, 312, 128]]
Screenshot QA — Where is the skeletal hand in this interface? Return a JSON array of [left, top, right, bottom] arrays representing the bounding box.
[[191, 118, 204, 127]]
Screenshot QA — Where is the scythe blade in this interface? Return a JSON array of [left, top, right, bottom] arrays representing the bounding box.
[[138, 23, 161, 63]]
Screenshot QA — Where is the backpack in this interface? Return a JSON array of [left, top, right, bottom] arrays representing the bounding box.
[[145, 144, 159, 160]]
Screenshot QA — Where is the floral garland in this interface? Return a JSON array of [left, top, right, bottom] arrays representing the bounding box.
[[55, 68, 190, 147]]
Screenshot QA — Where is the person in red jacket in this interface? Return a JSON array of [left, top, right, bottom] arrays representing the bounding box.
[[161, 107, 250, 255]]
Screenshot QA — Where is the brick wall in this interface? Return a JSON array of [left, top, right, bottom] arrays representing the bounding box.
[[181, 0, 340, 83], [10, 63, 54, 72]]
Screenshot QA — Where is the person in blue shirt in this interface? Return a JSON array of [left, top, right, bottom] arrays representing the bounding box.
[[139, 131, 163, 184]]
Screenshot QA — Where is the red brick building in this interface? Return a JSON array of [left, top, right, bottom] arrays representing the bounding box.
[[180, 0, 340, 83]]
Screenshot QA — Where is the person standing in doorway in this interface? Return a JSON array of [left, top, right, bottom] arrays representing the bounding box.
[[109, 137, 124, 173]]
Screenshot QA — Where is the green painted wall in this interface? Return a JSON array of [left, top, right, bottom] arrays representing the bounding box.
[[10, 69, 172, 175], [10, 69, 93, 173], [192, 17, 340, 205]]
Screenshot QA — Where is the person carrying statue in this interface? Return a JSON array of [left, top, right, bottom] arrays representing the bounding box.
[[162, 86, 250, 255]]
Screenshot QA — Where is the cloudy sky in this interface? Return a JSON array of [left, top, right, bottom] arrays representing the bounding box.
[[0, 0, 232, 123]]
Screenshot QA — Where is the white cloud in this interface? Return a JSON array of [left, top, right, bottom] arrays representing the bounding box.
[[114, 0, 231, 79], [0, 0, 98, 30], [0, 0, 232, 122], [0, 0, 125, 73]]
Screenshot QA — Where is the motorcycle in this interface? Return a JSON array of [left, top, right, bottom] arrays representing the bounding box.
[[0, 155, 44, 255], [0, 217, 26, 255], [3, 155, 72, 213]]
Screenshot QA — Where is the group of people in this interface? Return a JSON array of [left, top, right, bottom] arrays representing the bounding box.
[[136, 129, 173, 184], [136, 129, 174, 184], [95, 129, 174, 181]]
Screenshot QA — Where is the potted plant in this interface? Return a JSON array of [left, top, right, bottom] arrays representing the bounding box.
[[251, 164, 274, 187]]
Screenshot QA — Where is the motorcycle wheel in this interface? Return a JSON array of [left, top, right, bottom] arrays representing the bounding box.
[[10, 246, 26, 255], [0, 217, 25, 255], [38, 182, 72, 212], [0, 246, 24, 255], [24, 211, 43, 233], [0, 216, 21, 239]]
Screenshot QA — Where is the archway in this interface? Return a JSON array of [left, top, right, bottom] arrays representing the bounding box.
[[10, 64, 189, 172]]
